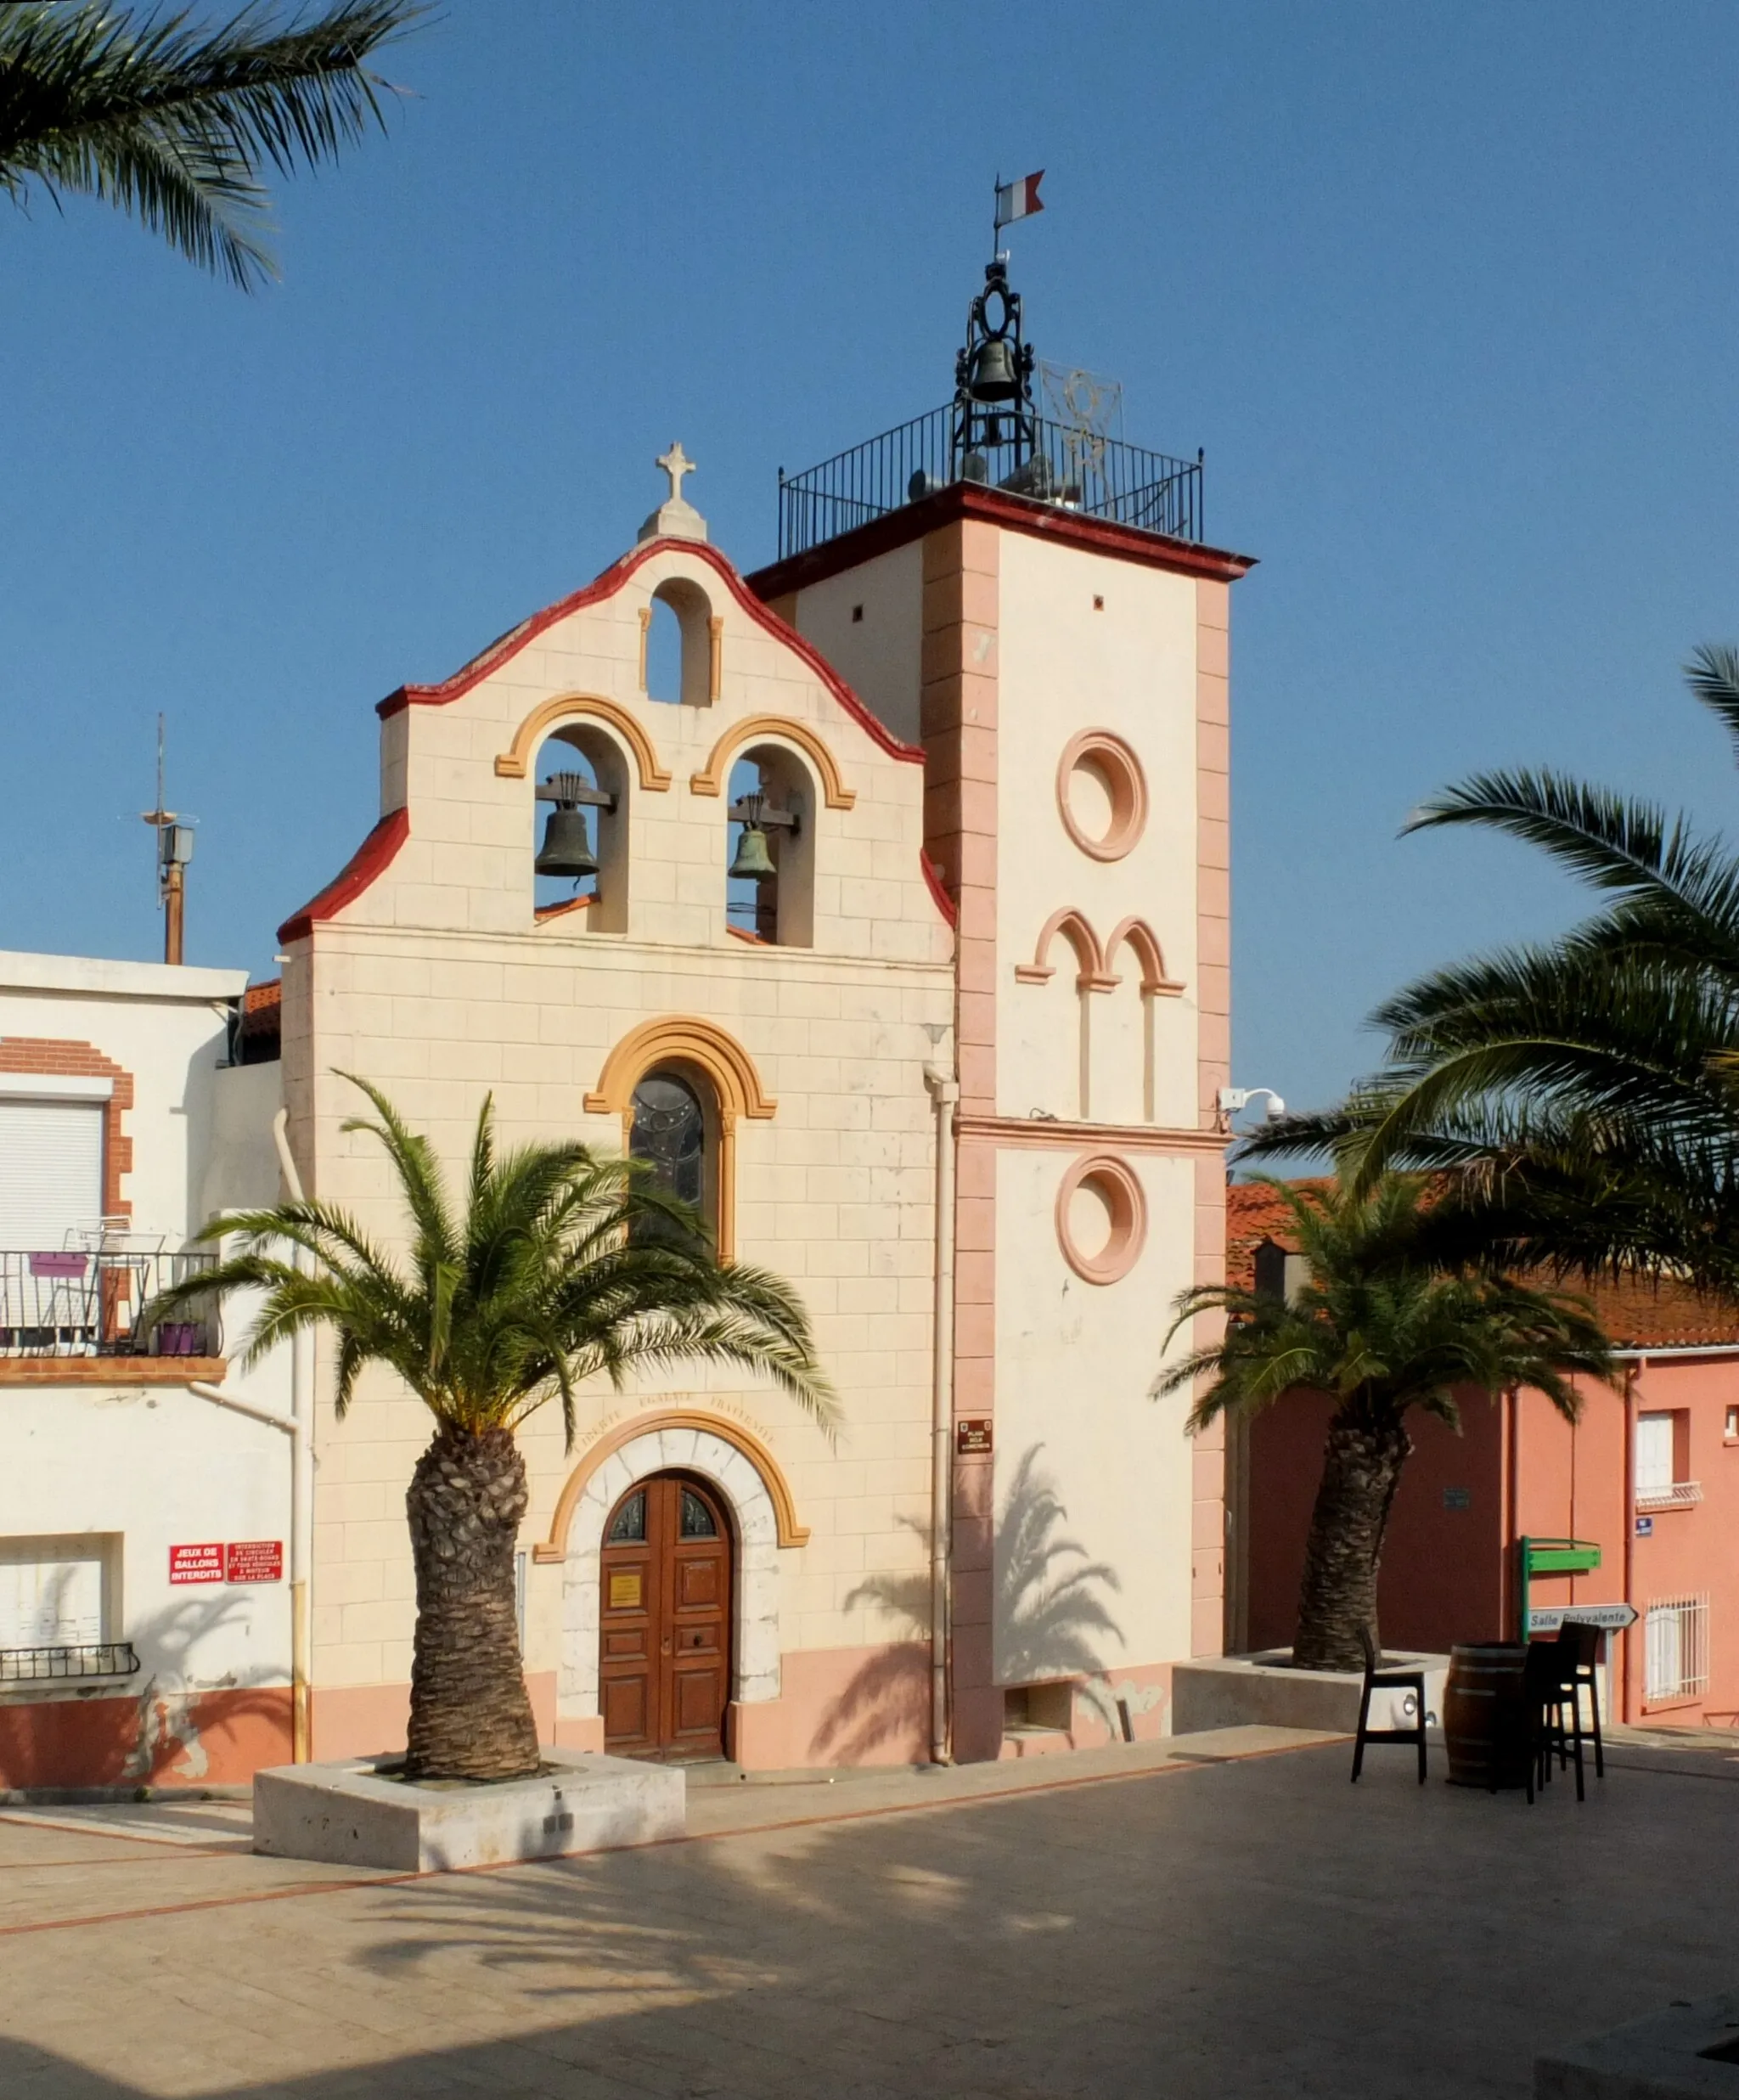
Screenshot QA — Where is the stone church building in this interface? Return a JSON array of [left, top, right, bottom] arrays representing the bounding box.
[[273, 343, 1252, 1767]]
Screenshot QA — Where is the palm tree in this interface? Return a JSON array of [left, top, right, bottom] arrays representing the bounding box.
[[149, 1078, 836, 1782], [0, 1, 424, 290], [1243, 647, 1739, 1294], [1157, 1173, 1615, 1671]]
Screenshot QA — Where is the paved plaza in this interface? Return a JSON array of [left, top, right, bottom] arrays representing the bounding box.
[[3, 1726, 1737, 2100]]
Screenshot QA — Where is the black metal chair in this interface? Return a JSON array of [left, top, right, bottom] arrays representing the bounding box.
[[1351, 1624, 1428, 1783], [1559, 1619, 1606, 1780]]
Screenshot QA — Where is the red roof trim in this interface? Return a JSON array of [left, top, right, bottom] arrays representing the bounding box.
[[277, 807, 409, 945], [745, 480, 1258, 602], [920, 849, 958, 929], [374, 538, 925, 769]]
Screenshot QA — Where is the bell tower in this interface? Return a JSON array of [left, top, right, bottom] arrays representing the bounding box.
[[748, 263, 1254, 1760]]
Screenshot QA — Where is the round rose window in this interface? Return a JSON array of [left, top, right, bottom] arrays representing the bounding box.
[[1056, 730, 1147, 861], [1055, 1153, 1147, 1285]]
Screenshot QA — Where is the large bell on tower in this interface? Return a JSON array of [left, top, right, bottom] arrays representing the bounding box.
[[968, 335, 1020, 401], [535, 805, 598, 881], [728, 819, 777, 882]]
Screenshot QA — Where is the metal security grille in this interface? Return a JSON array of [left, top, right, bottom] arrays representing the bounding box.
[[1645, 1594, 1709, 1702]]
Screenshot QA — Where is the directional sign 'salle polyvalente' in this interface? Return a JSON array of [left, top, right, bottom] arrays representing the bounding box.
[[1527, 1602, 1640, 1634]]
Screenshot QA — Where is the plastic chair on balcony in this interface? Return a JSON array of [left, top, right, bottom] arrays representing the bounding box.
[[1351, 1623, 1428, 1784]]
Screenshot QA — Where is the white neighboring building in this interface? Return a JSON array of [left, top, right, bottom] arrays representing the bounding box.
[[0, 951, 290, 1786]]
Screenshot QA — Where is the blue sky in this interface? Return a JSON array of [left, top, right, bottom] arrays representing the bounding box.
[[3, 2, 1736, 1112]]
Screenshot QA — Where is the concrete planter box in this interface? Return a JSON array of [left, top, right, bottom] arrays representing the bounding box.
[[1537, 1991, 1739, 2097], [254, 1748, 684, 1872], [1170, 1649, 1449, 1737]]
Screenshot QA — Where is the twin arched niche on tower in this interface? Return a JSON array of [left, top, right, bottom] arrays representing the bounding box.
[[538, 1411, 810, 1726], [585, 1017, 775, 1261]]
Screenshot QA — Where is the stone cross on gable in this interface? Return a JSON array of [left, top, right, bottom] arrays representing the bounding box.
[[639, 438, 707, 545], [656, 442, 695, 504]]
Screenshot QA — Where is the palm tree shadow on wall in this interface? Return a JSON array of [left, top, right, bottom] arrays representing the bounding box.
[[810, 1445, 1123, 1760]]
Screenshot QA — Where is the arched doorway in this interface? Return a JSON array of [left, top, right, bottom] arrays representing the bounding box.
[[599, 1472, 733, 1759]]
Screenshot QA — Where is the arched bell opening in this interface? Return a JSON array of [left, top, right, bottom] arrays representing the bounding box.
[[642, 577, 715, 707], [533, 725, 629, 932], [725, 744, 814, 948]]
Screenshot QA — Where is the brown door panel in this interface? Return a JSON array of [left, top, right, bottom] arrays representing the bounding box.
[[602, 1472, 732, 1758]]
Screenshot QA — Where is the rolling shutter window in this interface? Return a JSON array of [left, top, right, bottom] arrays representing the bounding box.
[[0, 1542, 105, 1647], [0, 1101, 104, 1248]]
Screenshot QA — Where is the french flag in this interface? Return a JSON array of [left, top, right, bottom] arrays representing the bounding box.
[[994, 171, 1044, 229]]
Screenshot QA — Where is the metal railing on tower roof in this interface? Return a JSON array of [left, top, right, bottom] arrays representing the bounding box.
[[776, 404, 1203, 562]]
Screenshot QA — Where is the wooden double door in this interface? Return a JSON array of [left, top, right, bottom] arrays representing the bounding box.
[[599, 1472, 732, 1759]]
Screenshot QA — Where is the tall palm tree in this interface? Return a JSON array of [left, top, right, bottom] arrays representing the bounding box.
[[0, 1, 424, 290], [1244, 648, 1739, 1293], [1157, 1173, 1615, 1670], [149, 1078, 836, 1782]]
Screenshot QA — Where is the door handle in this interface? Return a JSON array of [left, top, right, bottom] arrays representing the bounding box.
[[661, 1637, 672, 1655]]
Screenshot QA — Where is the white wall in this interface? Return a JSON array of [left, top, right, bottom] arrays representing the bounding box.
[[992, 1150, 1198, 1679], [787, 540, 925, 746], [992, 536, 1201, 1129]]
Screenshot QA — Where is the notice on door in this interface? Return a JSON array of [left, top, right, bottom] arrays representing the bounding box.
[[168, 1542, 224, 1585], [225, 1540, 284, 1585]]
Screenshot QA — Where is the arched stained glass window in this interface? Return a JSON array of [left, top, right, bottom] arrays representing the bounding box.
[[680, 1488, 718, 1539], [606, 1489, 646, 1543], [630, 1069, 706, 1209]]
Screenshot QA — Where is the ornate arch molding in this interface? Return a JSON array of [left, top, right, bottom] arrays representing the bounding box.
[[493, 694, 673, 788], [689, 715, 855, 810], [536, 1406, 810, 1563], [584, 1016, 774, 1122], [583, 1016, 774, 1261], [1014, 908, 1116, 991], [1104, 916, 1185, 997]]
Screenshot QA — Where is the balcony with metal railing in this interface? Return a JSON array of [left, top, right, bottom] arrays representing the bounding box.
[[0, 1247, 221, 1362], [776, 403, 1204, 562]]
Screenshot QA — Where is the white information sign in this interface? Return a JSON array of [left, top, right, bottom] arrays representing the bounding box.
[[1527, 1602, 1639, 1634]]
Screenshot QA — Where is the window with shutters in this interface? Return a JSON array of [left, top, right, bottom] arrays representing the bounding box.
[[0, 1099, 104, 1250], [1635, 1410, 1698, 1510], [0, 1535, 114, 1650]]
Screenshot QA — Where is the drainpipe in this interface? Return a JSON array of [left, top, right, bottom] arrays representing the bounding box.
[[272, 1107, 316, 1764], [923, 1064, 959, 1767], [1622, 1360, 1640, 1725]]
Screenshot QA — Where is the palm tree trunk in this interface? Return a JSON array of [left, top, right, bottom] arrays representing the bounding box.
[[1292, 1411, 1412, 1672], [403, 1424, 541, 1781]]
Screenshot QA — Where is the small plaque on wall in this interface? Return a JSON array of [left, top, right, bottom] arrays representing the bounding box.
[[956, 1418, 993, 1455], [608, 1572, 644, 1609]]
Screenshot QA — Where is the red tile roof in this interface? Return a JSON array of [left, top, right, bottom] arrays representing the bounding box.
[[1225, 1178, 1739, 1351]]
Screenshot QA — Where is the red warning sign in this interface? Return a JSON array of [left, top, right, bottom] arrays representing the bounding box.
[[225, 1540, 284, 1585], [168, 1542, 224, 1585]]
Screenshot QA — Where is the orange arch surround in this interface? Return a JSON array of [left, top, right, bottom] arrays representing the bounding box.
[[1014, 908, 1114, 990], [584, 1016, 774, 1263], [584, 1016, 774, 1122], [689, 715, 855, 810], [1104, 916, 1185, 996], [493, 694, 673, 789], [533, 1407, 810, 1562]]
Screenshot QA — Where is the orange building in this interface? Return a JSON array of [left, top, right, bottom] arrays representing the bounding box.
[[1230, 1182, 1739, 1730]]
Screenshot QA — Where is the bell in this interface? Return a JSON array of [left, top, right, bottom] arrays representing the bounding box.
[[969, 335, 1019, 402], [728, 822, 777, 882], [534, 805, 598, 881]]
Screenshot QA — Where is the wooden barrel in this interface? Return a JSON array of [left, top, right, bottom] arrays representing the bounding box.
[[1444, 1643, 1532, 1790]]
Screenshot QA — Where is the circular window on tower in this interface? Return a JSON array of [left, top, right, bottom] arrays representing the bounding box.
[[1055, 1153, 1147, 1285], [1055, 729, 1147, 861]]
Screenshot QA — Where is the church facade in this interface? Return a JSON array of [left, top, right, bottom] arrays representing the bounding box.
[[277, 430, 1252, 1767]]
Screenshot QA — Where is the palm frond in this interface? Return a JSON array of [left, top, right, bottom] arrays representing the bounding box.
[[0, 0, 425, 289]]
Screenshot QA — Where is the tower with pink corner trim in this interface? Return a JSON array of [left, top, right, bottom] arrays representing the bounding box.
[[749, 256, 1254, 1759]]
